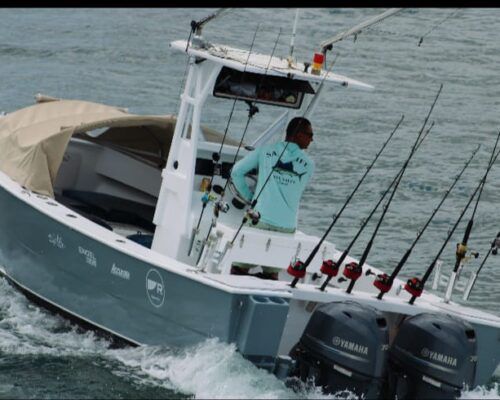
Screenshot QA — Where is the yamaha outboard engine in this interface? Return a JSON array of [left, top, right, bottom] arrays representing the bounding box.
[[387, 313, 477, 399], [289, 301, 389, 398]]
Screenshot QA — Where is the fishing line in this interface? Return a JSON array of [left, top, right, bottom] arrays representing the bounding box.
[[345, 87, 445, 294], [318, 84, 443, 292], [227, 54, 340, 248], [407, 146, 500, 305], [222, 28, 283, 197], [443, 129, 500, 302], [345, 131, 430, 294], [317, 120, 435, 292], [288, 114, 405, 288], [194, 28, 283, 264], [373, 144, 480, 300], [418, 9, 461, 47], [187, 23, 261, 257]]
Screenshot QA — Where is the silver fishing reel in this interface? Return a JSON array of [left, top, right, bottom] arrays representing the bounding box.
[[227, 174, 257, 209]]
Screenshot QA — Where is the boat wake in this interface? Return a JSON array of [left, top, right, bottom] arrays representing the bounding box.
[[0, 276, 497, 399]]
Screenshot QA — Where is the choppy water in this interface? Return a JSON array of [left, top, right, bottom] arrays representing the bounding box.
[[1, 7, 500, 399]]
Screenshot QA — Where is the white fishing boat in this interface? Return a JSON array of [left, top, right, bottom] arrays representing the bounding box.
[[0, 8, 499, 398]]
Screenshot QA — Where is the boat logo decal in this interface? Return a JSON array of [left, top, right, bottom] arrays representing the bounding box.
[[111, 263, 130, 280], [146, 269, 165, 308], [48, 233, 65, 249], [78, 246, 97, 267], [420, 347, 457, 367], [332, 336, 369, 355]]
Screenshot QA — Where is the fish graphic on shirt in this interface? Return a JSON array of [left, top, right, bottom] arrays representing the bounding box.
[[273, 160, 307, 180]]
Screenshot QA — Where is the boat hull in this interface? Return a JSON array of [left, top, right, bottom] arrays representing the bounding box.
[[0, 184, 289, 366]]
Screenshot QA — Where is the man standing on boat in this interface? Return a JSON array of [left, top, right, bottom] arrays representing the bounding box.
[[230, 117, 315, 280]]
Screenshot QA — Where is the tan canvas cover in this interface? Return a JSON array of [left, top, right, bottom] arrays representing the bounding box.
[[0, 97, 237, 198]]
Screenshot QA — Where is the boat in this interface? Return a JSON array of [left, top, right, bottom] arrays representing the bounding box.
[[0, 8, 499, 398]]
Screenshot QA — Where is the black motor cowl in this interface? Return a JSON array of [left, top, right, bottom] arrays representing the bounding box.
[[387, 313, 477, 399], [290, 301, 389, 398]]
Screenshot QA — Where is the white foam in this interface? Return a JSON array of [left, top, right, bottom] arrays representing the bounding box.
[[461, 383, 500, 399], [106, 338, 338, 399], [1, 277, 498, 399], [0, 278, 109, 356]]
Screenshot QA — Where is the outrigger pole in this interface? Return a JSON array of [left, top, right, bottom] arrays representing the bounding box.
[[185, 9, 232, 52], [463, 231, 500, 301], [443, 130, 500, 303], [320, 8, 403, 54], [373, 144, 480, 300], [407, 147, 500, 305], [317, 84, 442, 292], [190, 8, 231, 36], [288, 114, 404, 288]]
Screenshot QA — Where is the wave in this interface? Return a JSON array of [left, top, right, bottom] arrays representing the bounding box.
[[0, 277, 497, 399]]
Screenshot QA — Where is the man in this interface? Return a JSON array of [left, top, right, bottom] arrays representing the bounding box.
[[230, 117, 315, 280]]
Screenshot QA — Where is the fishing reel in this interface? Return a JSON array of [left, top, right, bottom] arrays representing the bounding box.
[[343, 262, 362, 281], [373, 273, 392, 294], [491, 236, 500, 255], [201, 191, 217, 205], [320, 259, 339, 277], [227, 175, 257, 210], [213, 200, 230, 218], [456, 243, 468, 259], [245, 208, 261, 225], [404, 277, 423, 298], [287, 259, 306, 279]]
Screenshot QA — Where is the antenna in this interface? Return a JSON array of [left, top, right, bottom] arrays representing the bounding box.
[[288, 9, 300, 67]]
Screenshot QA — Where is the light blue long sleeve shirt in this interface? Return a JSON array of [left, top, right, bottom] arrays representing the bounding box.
[[231, 141, 314, 231]]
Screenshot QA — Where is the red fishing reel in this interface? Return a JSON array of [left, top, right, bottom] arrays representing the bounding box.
[[404, 277, 423, 297], [320, 259, 339, 277], [343, 262, 362, 281], [287, 260, 306, 279], [373, 273, 392, 293]]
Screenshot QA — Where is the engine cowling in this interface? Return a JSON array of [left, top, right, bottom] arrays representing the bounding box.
[[289, 301, 389, 398], [387, 312, 477, 399]]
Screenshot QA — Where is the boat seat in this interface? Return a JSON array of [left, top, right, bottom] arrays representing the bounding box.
[[126, 233, 153, 248], [60, 190, 156, 232], [55, 192, 114, 231]]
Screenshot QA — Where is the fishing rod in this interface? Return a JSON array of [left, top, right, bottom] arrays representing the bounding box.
[[287, 114, 405, 288], [318, 84, 443, 292], [345, 119, 447, 295], [407, 147, 500, 305], [463, 231, 500, 301], [372, 144, 480, 300], [317, 121, 434, 292], [194, 29, 283, 265], [187, 23, 261, 257], [443, 130, 500, 303], [226, 54, 340, 249]]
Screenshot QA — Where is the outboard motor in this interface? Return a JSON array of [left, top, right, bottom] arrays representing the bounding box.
[[289, 301, 389, 398], [387, 313, 477, 399]]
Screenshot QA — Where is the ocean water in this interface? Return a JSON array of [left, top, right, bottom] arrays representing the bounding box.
[[1, 7, 500, 398]]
